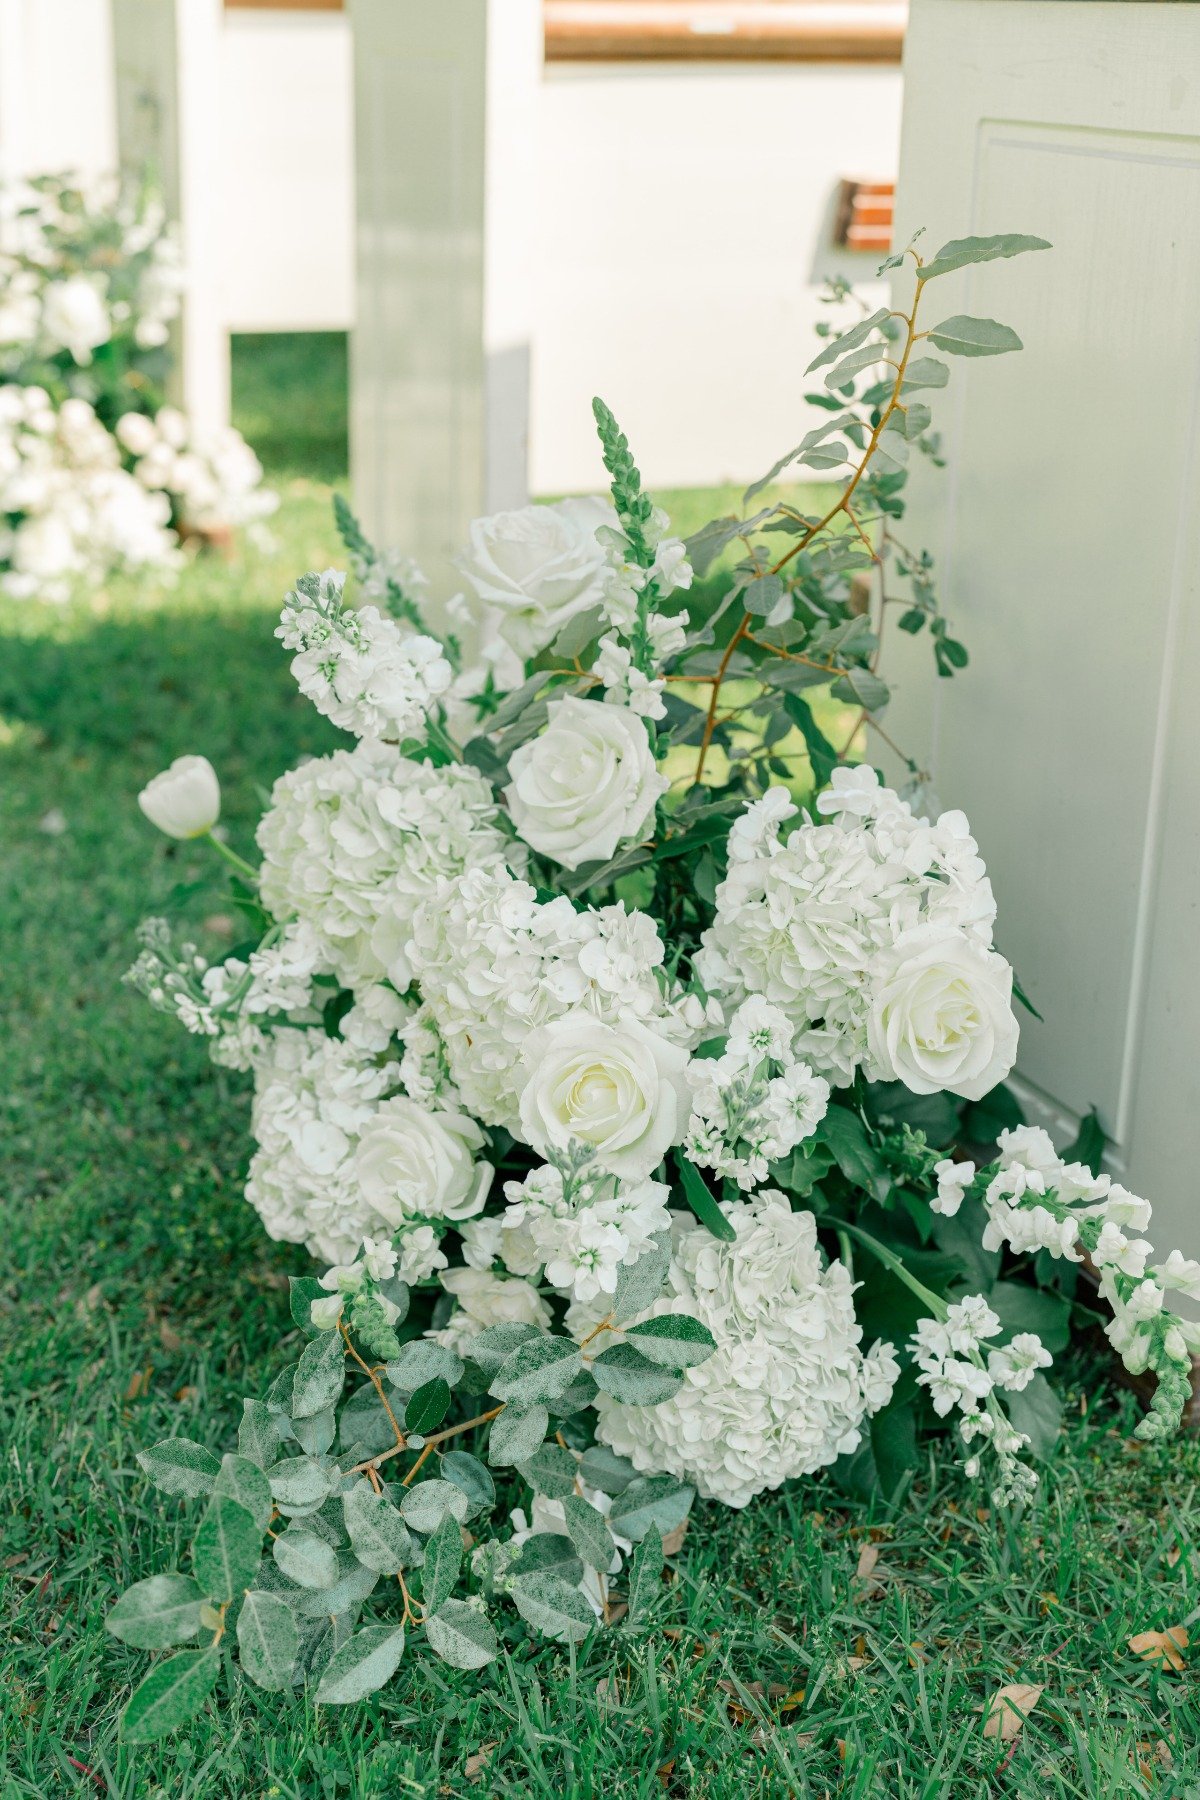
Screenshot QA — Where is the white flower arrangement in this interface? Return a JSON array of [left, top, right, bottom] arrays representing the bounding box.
[[112, 230, 1199, 1737]]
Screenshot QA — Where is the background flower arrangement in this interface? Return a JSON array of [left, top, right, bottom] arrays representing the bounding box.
[[111, 230, 1198, 1740], [0, 172, 276, 601]]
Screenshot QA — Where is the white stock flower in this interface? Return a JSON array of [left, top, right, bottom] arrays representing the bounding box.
[[354, 1095, 492, 1228], [866, 925, 1018, 1101], [278, 570, 451, 742], [596, 1192, 896, 1507], [455, 496, 614, 663], [931, 1158, 975, 1217], [137, 755, 220, 839], [436, 1267, 553, 1352], [505, 696, 667, 871], [518, 1012, 690, 1180], [396, 1224, 448, 1283]]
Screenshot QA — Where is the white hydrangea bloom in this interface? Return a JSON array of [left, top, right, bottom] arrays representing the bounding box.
[[257, 739, 511, 990], [695, 772, 1015, 1098], [684, 998, 828, 1189], [278, 569, 452, 742], [409, 867, 715, 1131], [595, 1191, 896, 1507]]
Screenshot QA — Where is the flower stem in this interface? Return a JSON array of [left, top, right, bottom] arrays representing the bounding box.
[[206, 832, 260, 884], [821, 1217, 946, 1316]]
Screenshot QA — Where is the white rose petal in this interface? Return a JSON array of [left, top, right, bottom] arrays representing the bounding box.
[[455, 496, 614, 662], [518, 1012, 690, 1180], [505, 696, 667, 871], [355, 1095, 492, 1227], [866, 924, 1018, 1101]]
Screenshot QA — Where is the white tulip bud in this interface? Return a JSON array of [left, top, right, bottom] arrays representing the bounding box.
[[137, 755, 221, 839]]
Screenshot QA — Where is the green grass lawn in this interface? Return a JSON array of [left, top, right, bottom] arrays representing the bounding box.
[[1, 337, 1198, 1798]]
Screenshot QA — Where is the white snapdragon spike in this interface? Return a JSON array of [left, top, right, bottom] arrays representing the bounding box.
[[696, 771, 1017, 1100], [245, 1029, 402, 1263], [278, 570, 452, 742], [500, 1150, 673, 1304], [908, 1297, 1050, 1504], [408, 866, 717, 1133], [684, 998, 829, 1190], [455, 496, 615, 665], [435, 1267, 554, 1355], [138, 754, 221, 840], [976, 1126, 1196, 1435], [257, 738, 511, 990], [596, 1192, 898, 1507], [505, 695, 668, 871]]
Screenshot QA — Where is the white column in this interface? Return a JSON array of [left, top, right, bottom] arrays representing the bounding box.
[[110, 0, 229, 436], [348, 0, 540, 595], [886, 0, 1200, 1250]]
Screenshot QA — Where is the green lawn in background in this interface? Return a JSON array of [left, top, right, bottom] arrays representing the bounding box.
[[0, 334, 1197, 1798]]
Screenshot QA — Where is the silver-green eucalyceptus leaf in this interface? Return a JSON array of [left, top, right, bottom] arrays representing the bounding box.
[[236, 1589, 299, 1691], [562, 1495, 614, 1572], [106, 1574, 206, 1650], [490, 1335, 583, 1407], [518, 1443, 579, 1499], [487, 1404, 549, 1468], [439, 1449, 495, 1519], [387, 1339, 463, 1393], [424, 1599, 499, 1670], [192, 1494, 261, 1603], [314, 1623, 407, 1704], [343, 1479, 415, 1575], [421, 1511, 464, 1613], [268, 1456, 333, 1516], [611, 1233, 671, 1322], [272, 1527, 339, 1590], [212, 1453, 273, 1531], [590, 1344, 684, 1406], [918, 232, 1051, 282], [120, 1646, 221, 1743], [609, 1474, 694, 1543], [625, 1524, 664, 1626], [926, 314, 1023, 357], [290, 1328, 346, 1419], [806, 305, 890, 373], [623, 1314, 717, 1369], [398, 1478, 469, 1536], [135, 1438, 220, 1500], [511, 1572, 596, 1644]]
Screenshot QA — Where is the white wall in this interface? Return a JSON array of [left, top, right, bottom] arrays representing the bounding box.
[[0, 0, 116, 181], [533, 62, 902, 493]]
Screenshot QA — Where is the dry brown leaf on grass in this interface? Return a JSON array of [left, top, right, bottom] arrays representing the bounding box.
[[661, 1518, 688, 1556], [855, 1543, 880, 1581], [464, 1742, 498, 1783], [1128, 1626, 1188, 1671], [982, 1683, 1043, 1741]]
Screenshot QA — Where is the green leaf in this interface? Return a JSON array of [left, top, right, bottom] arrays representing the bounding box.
[[268, 1457, 333, 1517], [590, 1344, 682, 1406], [562, 1496, 614, 1572], [927, 314, 1022, 357], [136, 1438, 220, 1501], [273, 1527, 338, 1590], [387, 1340, 464, 1393], [314, 1624, 407, 1704], [404, 1376, 451, 1436], [212, 1454, 272, 1533], [899, 356, 950, 393], [338, 1383, 403, 1460], [806, 307, 890, 373], [289, 1275, 325, 1332], [490, 1336, 583, 1407], [625, 1524, 663, 1627], [612, 1234, 671, 1324], [578, 1444, 637, 1496], [120, 1647, 220, 1743], [511, 1572, 596, 1644], [744, 572, 784, 616], [519, 1443, 579, 1500], [549, 604, 606, 661], [869, 1399, 920, 1499], [988, 1280, 1071, 1353], [461, 1323, 542, 1384], [781, 692, 839, 787], [817, 1106, 890, 1200], [919, 232, 1051, 283], [931, 1196, 1001, 1292], [238, 1400, 285, 1470], [487, 1404, 549, 1468], [106, 1574, 205, 1650], [1005, 1372, 1063, 1461], [675, 1155, 736, 1241], [292, 1555, 379, 1617], [961, 1079, 1024, 1145], [824, 341, 887, 391], [421, 1512, 464, 1613], [625, 1314, 717, 1370], [509, 1533, 584, 1583], [293, 1406, 337, 1458], [236, 1589, 299, 1692], [440, 1449, 496, 1519], [290, 1329, 346, 1420], [609, 1475, 694, 1543], [425, 1599, 498, 1670], [342, 1479, 416, 1574], [1064, 1106, 1106, 1177], [192, 1495, 261, 1603], [399, 1478, 469, 1537], [830, 668, 890, 712]]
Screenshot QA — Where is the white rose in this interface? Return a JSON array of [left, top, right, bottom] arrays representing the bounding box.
[[518, 1012, 690, 1179], [115, 412, 159, 457], [41, 274, 111, 364], [867, 923, 1018, 1100], [354, 1095, 492, 1226], [455, 496, 613, 662], [438, 1267, 553, 1343], [505, 696, 666, 870], [137, 754, 221, 839]]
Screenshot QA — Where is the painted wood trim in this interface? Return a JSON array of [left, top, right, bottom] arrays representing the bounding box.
[[544, 2, 906, 63]]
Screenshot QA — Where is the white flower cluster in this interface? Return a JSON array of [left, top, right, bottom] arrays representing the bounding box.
[[277, 569, 452, 742], [596, 1192, 899, 1507], [0, 387, 176, 600], [257, 738, 510, 990], [409, 866, 713, 1140], [497, 1153, 673, 1304], [115, 407, 277, 533], [696, 767, 1018, 1100], [909, 1295, 1051, 1504], [595, 502, 692, 720], [685, 998, 829, 1189]]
